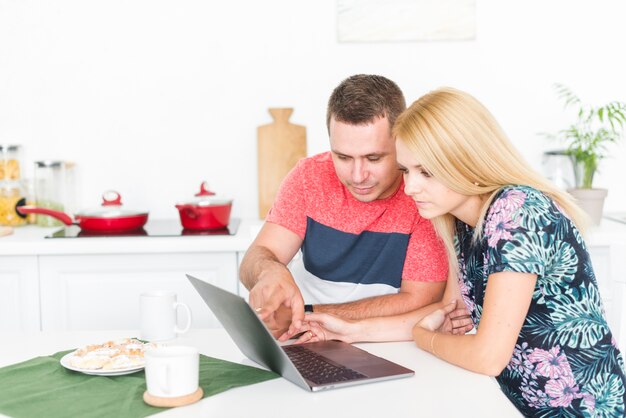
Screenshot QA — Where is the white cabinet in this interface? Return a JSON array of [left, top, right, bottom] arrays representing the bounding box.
[[237, 251, 250, 301], [0, 220, 261, 333], [586, 221, 626, 352], [38, 252, 238, 331], [589, 241, 626, 351], [0, 256, 40, 332]]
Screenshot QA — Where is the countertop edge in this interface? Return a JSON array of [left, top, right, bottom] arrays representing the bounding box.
[[0, 218, 263, 256], [1, 217, 624, 256]]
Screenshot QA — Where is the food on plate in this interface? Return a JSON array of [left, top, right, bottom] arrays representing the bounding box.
[[67, 338, 156, 370], [102, 354, 144, 370]]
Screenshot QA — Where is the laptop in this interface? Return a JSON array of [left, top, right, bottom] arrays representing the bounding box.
[[187, 274, 415, 392]]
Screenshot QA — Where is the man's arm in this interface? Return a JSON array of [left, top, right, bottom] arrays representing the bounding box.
[[311, 279, 446, 319], [239, 222, 305, 333]]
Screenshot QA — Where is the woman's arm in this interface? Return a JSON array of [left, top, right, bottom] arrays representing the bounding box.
[[344, 269, 469, 342], [414, 271, 537, 376], [302, 299, 462, 342], [292, 270, 471, 343]]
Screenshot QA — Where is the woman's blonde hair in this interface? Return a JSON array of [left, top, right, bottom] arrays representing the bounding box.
[[393, 87, 587, 278]]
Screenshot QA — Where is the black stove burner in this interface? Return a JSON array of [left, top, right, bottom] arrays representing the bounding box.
[[76, 228, 149, 237], [46, 218, 240, 238]]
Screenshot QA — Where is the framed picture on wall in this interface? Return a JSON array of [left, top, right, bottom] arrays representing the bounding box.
[[337, 0, 476, 42]]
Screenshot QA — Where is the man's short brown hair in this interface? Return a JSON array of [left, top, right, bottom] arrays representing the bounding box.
[[326, 74, 406, 133]]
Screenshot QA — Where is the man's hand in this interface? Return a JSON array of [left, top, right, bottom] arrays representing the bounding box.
[[263, 305, 293, 338], [248, 272, 305, 334], [239, 223, 306, 338]]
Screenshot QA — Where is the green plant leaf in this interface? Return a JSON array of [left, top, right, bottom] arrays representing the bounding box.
[[598, 107, 604, 122], [544, 84, 626, 188]]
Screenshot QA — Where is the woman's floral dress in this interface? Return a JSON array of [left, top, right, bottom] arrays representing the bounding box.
[[456, 185, 626, 417]]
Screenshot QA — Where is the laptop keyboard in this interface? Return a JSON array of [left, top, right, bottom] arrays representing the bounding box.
[[283, 344, 367, 385]]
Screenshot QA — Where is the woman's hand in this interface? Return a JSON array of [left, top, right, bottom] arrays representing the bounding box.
[[279, 312, 358, 344], [417, 300, 473, 333]]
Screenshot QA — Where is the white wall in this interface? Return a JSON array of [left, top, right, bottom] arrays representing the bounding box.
[[1, 0, 625, 219]]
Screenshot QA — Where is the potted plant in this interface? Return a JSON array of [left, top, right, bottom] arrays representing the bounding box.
[[545, 83, 626, 224]]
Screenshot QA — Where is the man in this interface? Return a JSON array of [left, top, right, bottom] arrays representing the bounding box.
[[240, 74, 448, 337]]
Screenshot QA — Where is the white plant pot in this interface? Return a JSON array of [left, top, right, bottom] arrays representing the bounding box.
[[567, 188, 608, 226]]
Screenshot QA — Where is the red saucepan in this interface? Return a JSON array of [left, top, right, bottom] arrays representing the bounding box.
[[175, 182, 232, 230], [18, 191, 149, 233]]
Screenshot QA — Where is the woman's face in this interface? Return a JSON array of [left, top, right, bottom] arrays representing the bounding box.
[[396, 138, 481, 226]]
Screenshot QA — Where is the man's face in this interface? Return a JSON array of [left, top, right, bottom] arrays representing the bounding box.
[[329, 116, 402, 202]]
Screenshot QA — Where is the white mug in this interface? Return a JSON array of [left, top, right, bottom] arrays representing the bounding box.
[[140, 291, 192, 341], [145, 346, 199, 398]]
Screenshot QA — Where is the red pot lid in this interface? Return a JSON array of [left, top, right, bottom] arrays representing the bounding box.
[[76, 191, 148, 218], [177, 182, 232, 207]]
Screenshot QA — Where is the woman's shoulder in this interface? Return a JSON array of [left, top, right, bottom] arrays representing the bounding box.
[[491, 185, 553, 212], [487, 185, 564, 232]]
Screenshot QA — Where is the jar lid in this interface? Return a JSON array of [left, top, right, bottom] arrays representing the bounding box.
[[35, 160, 64, 168], [0, 144, 22, 153], [544, 149, 570, 156]]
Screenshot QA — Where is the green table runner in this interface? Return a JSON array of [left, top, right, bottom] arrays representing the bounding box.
[[0, 350, 278, 418]]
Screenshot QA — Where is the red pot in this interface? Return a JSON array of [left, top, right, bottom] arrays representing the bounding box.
[[18, 191, 148, 233], [176, 182, 232, 230]]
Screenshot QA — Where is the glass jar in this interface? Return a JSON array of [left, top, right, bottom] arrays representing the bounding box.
[[0, 144, 23, 181], [0, 145, 26, 226], [0, 181, 27, 226], [542, 150, 575, 190], [34, 160, 76, 227], [22, 178, 37, 224]]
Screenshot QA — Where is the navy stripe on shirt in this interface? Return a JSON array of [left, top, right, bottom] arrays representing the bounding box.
[[301, 217, 409, 288]]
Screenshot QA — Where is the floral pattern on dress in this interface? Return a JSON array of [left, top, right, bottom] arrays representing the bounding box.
[[456, 185, 626, 417]]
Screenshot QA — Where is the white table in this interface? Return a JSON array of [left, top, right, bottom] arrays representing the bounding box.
[[0, 329, 521, 417]]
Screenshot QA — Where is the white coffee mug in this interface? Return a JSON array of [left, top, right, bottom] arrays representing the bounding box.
[[145, 346, 199, 398], [140, 291, 192, 341]]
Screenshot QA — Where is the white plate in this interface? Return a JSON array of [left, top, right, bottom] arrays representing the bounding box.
[[60, 351, 145, 376]]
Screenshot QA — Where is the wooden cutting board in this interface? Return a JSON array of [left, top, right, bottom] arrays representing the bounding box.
[[257, 108, 307, 219], [0, 226, 13, 237]]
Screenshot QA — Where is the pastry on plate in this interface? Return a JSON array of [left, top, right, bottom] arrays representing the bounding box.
[[68, 338, 156, 370]]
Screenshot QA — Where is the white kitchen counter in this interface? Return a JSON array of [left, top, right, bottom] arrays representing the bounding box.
[[0, 218, 262, 256]]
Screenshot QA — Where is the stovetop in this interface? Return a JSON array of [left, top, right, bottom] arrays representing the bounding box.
[[46, 218, 240, 238]]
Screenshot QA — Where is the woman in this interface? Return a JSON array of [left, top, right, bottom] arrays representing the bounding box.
[[290, 87, 626, 417]]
